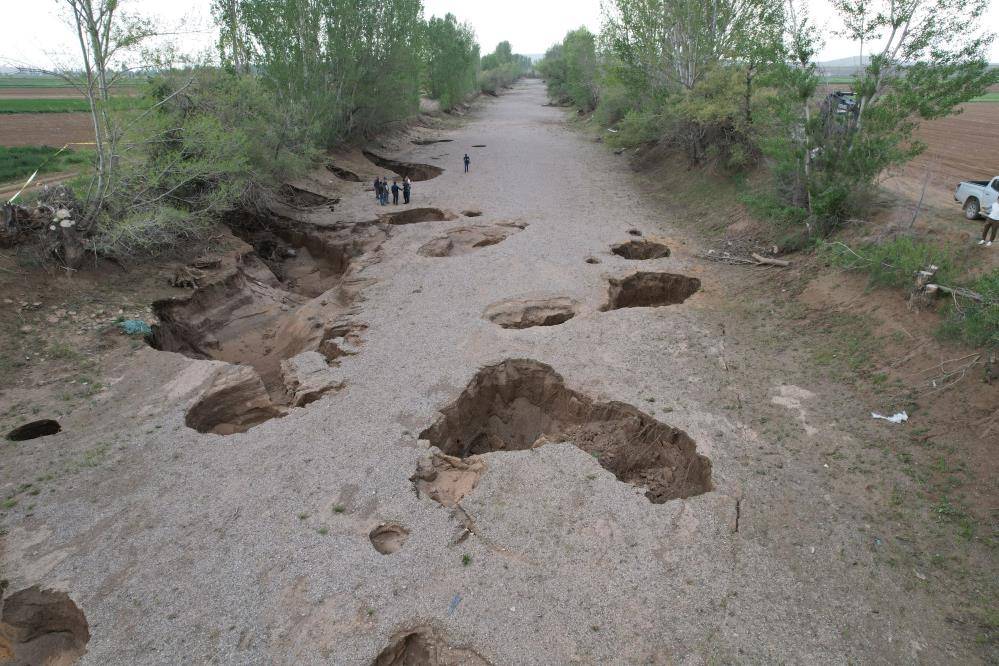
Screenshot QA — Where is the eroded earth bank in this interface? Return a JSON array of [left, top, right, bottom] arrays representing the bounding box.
[[2, 81, 991, 664]]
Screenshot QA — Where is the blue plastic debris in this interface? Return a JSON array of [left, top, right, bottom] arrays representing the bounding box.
[[448, 594, 462, 616], [117, 319, 152, 336]]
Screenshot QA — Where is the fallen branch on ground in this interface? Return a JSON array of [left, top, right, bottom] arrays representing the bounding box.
[[752, 253, 791, 267], [696, 250, 791, 267], [924, 284, 985, 303]]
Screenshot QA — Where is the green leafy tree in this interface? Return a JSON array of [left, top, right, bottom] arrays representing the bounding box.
[[422, 14, 479, 110], [538, 28, 598, 111], [232, 0, 425, 145], [478, 42, 531, 94]]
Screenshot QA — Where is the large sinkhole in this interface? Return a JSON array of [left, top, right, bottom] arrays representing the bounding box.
[[373, 626, 491, 666], [326, 163, 363, 182], [6, 419, 61, 441], [363, 150, 444, 181], [611, 239, 670, 260], [419, 359, 711, 503], [380, 207, 456, 226], [0, 586, 90, 665], [602, 272, 700, 311], [150, 217, 380, 432], [483, 297, 577, 329]]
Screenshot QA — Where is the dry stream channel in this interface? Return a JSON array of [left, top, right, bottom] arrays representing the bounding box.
[[3, 80, 966, 666]]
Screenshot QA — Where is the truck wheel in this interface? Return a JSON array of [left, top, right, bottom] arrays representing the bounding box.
[[964, 198, 981, 220]]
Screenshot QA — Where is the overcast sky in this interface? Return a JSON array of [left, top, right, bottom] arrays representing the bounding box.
[[2, 0, 997, 70]]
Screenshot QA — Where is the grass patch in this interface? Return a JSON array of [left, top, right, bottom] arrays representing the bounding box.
[[811, 313, 877, 374], [0, 146, 93, 184], [937, 270, 999, 348], [818, 237, 955, 289], [0, 96, 142, 114], [969, 92, 999, 102], [820, 239, 997, 349]]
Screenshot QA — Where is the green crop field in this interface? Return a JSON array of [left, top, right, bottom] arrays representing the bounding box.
[[0, 75, 143, 88], [0, 97, 144, 114], [0, 146, 93, 184], [969, 92, 999, 102]]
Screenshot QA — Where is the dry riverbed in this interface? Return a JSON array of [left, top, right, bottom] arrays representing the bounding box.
[[1, 80, 995, 664]]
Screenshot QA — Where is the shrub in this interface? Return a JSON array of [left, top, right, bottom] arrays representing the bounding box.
[[608, 108, 662, 148], [90, 70, 316, 258], [938, 270, 999, 349], [818, 237, 955, 289]]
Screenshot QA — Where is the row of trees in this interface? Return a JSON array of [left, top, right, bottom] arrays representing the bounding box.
[[478, 41, 534, 95], [214, 0, 477, 145], [538, 0, 997, 237], [44, 0, 527, 261]]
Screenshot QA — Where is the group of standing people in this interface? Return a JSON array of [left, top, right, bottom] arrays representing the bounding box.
[[372, 153, 472, 207], [374, 176, 411, 206]]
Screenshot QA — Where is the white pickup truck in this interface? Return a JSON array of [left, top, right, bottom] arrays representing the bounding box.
[[955, 177, 999, 219]]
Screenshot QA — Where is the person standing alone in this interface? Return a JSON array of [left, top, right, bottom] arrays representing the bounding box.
[[391, 180, 400, 205], [980, 200, 999, 247], [463, 153, 470, 173]]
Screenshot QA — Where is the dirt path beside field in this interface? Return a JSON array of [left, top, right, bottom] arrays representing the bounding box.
[[1, 80, 995, 664]]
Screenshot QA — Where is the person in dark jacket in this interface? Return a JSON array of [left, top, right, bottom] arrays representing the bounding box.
[[380, 176, 391, 205], [373, 177, 382, 201], [403, 177, 412, 204], [463, 153, 470, 173], [391, 180, 400, 205]]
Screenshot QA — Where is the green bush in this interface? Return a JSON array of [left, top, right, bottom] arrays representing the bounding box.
[[608, 108, 662, 148], [938, 270, 999, 349], [593, 79, 632, 126], [90, 70, 315, 258], [818, 238, 955, 289]]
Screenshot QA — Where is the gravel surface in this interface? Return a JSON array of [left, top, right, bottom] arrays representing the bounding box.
[[1, 80, 978, 665]]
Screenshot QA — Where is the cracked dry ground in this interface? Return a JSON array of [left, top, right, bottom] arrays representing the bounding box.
[[2, 80, 995, 665]]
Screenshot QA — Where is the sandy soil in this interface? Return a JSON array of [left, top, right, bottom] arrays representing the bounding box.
[[0, 113, 95, 147], [1, 81, 995, 664]]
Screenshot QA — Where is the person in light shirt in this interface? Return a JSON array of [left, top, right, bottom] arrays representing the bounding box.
[[980, 200, 999, 247]]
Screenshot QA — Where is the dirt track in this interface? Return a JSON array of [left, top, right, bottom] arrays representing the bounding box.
[[1, 81, 995, 664]]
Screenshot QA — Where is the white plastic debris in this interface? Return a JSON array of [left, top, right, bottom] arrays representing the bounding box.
[[871, 411, 908, 424]]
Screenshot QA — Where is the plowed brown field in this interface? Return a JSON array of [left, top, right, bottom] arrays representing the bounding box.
[[906, 102, 999, 190], [0, 113, 94, 147]]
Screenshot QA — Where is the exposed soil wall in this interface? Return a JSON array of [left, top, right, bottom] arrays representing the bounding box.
[[419, 359, 712, 502]]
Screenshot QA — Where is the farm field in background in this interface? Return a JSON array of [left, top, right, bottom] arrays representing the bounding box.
[[903, 102, 999, 190], [0, 145, 92, 183], [0, 74, 143, 88], [0, 75, 139, 179], [0, 113, 95, 149], [0, 97, 142, 113]]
